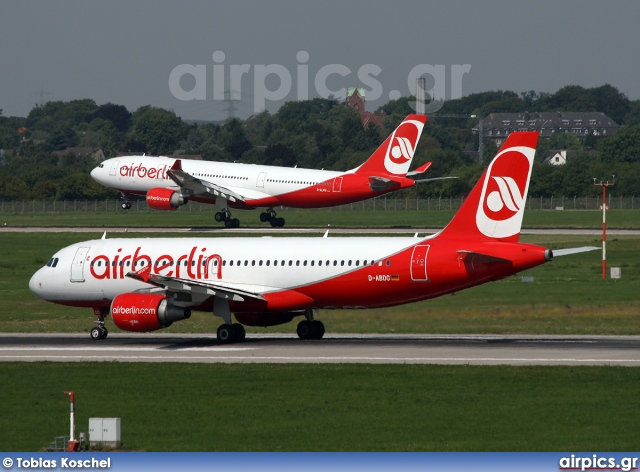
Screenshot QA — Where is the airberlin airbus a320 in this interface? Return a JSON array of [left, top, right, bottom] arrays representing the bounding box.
[[31, 131, 597, 343], [90, 114, 453, 228]]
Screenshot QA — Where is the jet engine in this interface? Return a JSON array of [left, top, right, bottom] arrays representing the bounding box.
[[111, 293, 191, 332], [235, 312, 300, 327], [146, 188, 187, 210]]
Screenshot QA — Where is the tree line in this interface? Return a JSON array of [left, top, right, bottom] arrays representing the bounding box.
[[1, 83, 640, 202]]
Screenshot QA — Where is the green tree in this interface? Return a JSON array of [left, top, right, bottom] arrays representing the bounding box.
[[130, 106, 188, 155], [597, 125, 640, 163]]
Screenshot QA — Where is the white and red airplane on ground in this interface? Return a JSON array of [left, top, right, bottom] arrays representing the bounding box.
[[31, 131, 596, 343], [90, 114, 452, 228]]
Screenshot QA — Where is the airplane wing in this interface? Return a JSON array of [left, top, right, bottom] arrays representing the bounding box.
[[126, 265, 265, 303], [166, 160, 246, 203]]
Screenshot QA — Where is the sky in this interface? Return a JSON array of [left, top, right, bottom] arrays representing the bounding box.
[[1, 0, 639, 121]]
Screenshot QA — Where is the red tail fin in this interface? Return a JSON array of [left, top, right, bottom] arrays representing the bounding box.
[[353, 114, 426, 177], [437, 132, 539, 242]]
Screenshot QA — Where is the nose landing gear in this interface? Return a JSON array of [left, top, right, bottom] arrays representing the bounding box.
[[90, 308, 109, 340]]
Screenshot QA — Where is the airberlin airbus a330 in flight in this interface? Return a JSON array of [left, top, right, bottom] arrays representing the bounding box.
[[90, 114, 452, 228], [31, 131, 597, 343]]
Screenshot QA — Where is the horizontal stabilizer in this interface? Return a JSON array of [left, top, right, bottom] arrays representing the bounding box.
[[457, 250, 511, 265], [414, 176, 458, 184], [407, 162, 432, 176], [552, 246, 599, 257]]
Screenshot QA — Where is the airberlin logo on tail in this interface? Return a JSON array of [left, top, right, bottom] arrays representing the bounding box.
[[484, 175, 525, 221], [476, 146, 535, 238], [384, 119, 424, 175]]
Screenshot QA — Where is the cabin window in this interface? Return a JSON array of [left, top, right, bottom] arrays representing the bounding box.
[[296, 261, 300, 266], [303, 261, 307, 266], [229, 260, 234, 266], [333, 261, 337, 266], [386, 260, 391, 266], [259, 260, 263, 266], [251, 261, 256, 266], [289, 261, 293, 266]]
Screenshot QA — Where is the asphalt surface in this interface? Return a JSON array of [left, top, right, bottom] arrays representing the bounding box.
[[2, 226, 640, 235], [1, 333, 639, 366]]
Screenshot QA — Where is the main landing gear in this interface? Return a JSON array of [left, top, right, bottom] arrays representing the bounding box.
[[120, 192, 132, 210], [215, 209, 240, 228], [296, 309, 325, 340], [259, 208, 285, 227], [90, 308, 109, 340], [216, 323, 246, 343]]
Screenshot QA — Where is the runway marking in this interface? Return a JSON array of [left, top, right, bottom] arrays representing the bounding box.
[[1, 355, 639, 364], [0, 347, 257, 352]]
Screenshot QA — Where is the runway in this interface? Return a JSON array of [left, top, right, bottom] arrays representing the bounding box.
[[2, 226, 640, 236], [1, 333, 639, 366]]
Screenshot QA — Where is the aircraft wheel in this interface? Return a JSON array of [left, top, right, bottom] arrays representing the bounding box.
[[100, 327, 108, 339], [311, 320, 325, 339], [90, 327, 103, 340], [217, 324, 236, 344], [224, 219, 233, 228], [232, 323, 246, 342], [215, 212, 224, 222], [231, 218, 240, 228], [125, 202, 132, 210], [276, 217, 285, 227], [296, 320, 312, 340], [259, 212, 270, 222], [121, 202, 129, 210], [269, 218, 279, 227]]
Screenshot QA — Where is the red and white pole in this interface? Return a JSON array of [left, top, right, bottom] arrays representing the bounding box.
[[64, 391, 79, 451], [594, 176, 614, 280], [602, 184, 607, 279]]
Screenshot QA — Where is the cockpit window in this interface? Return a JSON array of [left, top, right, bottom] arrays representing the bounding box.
[[46, 257, 59, 268]]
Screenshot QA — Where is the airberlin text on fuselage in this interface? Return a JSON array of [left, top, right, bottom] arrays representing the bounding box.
[[119, 163, 172, 180], [89, 246, 223, 280]]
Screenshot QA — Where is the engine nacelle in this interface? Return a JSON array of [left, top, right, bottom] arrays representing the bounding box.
[[235, 312, 301, 327], [111, 293, 191, 332], [146, 187, 187, 211]]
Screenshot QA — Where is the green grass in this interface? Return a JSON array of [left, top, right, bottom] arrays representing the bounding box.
[[1, 208, 640, 228], [1, 363, 638, 451], [2, 232, 639, 335]]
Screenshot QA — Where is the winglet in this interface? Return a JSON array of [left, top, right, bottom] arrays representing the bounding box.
[[101, 232, 106, 240], [127, 264, 153, 283], [171, 159, 182, 171]]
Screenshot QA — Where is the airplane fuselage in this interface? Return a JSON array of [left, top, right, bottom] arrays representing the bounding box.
[[92, 156, 415, 209], [29, 235, 550, 313]]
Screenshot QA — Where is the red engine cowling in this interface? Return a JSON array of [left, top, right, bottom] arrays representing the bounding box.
[[235, 312, 299, 327], [146, 188, 187, 211], [111, 293, 191, 332]]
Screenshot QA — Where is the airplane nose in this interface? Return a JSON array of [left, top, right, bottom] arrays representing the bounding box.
[[29, 269, 44, 299], [90, 166, 100, 182]]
